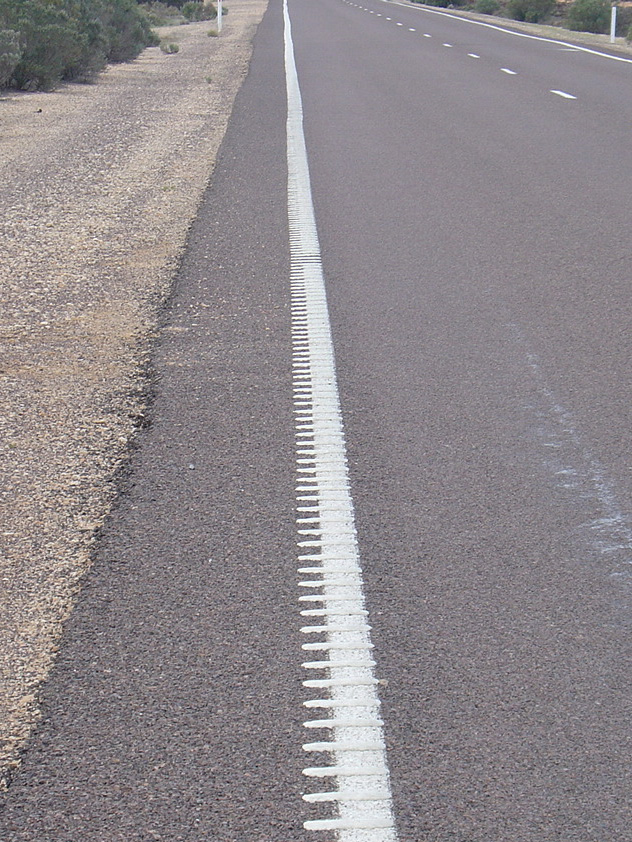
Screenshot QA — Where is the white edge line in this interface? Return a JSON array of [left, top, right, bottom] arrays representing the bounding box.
[[284, 1, 399, 839]]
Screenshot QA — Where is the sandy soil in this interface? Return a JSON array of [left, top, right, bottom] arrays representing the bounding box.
[[0, 0, 267, 789]]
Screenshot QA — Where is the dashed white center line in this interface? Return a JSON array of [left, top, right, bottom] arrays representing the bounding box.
[[408, 27, 416, 31], [551, 89, 577, 99], [468, 53, 480, 58], [396, 21, 403, 26], [443, 43, 453, 47], [501, 67, 517, 74], [423, 33, 432, 37]]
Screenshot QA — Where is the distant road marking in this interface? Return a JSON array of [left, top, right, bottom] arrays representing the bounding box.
[[501, 67, 517, 74], [397, 21, 403, 25], [409, 27, 416, 31], [443, 42, 453, 47], [284, 0, 398, 838], [468, 52, 480, 58], [389, 0, 632, 63], [551, 89, 577, 98]]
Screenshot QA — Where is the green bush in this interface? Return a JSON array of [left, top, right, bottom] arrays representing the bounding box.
[[475, 0, 500, 13], [0, 0, 158, 90], [0, 27, 20, 86], [101, 0, 159, 61], [139, 2, 184, 26], [566, 0, 611, 32], [628, 22, 632, 41], [506, 0, 554, 22], [0, 1, 86, 89], [182, 1, 216, 21]]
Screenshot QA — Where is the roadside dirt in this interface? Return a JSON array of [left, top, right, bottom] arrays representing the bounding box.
[[0, 0, 267, 789]]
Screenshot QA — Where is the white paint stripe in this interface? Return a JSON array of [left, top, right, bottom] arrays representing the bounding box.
[[389, 0, 632, 63], [299, 579, 357, 587], [300, 609, 369, 617], [550, 89, 577, 99], [304, 699, 381, 708], [303, 791, 390, 802], [284, 2, 398, 836], [303, 678, 380, 688], [302, 660, 375, 669], [301, 625, 371, 634], [303, 741, 384, 752], [468, 53, 480, 58], [302, 642, 374, 650], [305, 817, 395, 831], [303, 765, 386, 778], [298, 567, 358, 574], [304, 719, 383, 728], [501, 67, 517, 74]]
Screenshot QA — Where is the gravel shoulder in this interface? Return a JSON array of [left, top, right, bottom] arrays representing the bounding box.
[[0, 0, 267, 788]]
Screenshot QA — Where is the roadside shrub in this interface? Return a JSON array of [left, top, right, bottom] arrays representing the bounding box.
[[160, 40, 179, 51], [182, 1, 216, 21], [475, 0, 500, 13], [566, 0, 610, 32], [0, 0, 86, 90], [506, 0, 554, 22], [0, 0, 158, 90], [628, 23, 632, 41], [100, 0, 159, 62], [139, 2, 185, 26], [0, 27, 21, 86]]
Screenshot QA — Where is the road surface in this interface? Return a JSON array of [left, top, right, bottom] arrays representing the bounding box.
[[1, 0, 632, 839]]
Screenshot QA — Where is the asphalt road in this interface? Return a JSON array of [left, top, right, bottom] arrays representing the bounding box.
[[2, 0, 632, 840]]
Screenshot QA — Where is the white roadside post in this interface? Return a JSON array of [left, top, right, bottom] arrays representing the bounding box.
[[218, 0, 223, 33], [610, 3, 617, 43]]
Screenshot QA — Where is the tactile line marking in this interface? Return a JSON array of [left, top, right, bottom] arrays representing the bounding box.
[[284, 1, 398, 839]]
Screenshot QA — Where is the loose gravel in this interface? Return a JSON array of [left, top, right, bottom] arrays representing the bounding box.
[[0, 0, 267, 789]]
